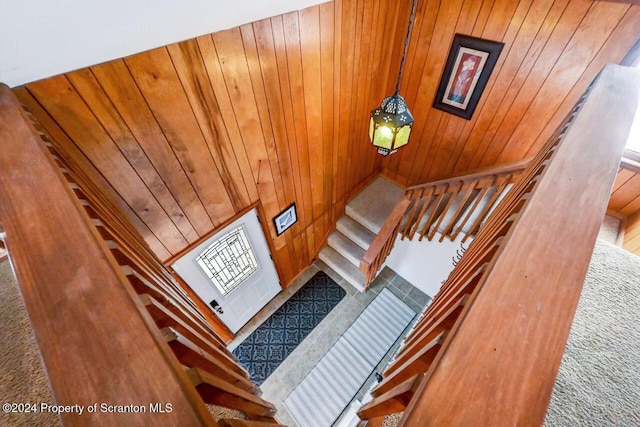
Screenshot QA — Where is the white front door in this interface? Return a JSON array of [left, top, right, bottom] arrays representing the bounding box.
[[171, 209, 281, 333]]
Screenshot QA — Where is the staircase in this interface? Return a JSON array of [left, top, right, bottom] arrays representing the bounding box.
[[319, 176, 403, 292], [0, 86, 284, 426], [320, 161, 529, 293], [284, 288, 415, 427], [353, 65, 640, 426]]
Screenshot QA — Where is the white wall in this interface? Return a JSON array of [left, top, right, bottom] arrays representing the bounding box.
[[386, 233, 471, 298], [0, 0, 329, 87]]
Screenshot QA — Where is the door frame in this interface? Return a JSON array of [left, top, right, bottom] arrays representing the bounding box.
[[166, 201, 283, 341]]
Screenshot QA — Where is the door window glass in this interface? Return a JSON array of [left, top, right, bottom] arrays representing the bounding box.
[[196, 225, 259, 296]]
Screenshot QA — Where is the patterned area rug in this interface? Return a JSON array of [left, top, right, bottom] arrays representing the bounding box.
[[233, 271, 345, 385]]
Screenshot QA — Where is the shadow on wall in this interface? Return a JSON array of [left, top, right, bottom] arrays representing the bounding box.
[[385, 234, 470, 298]]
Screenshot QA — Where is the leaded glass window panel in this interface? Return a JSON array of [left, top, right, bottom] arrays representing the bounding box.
[[196, 225, 259, 296]]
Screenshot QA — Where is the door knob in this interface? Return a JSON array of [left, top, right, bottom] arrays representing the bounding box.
[[209, 299, 224, 314]]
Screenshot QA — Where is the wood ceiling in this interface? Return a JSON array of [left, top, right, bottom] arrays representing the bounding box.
[[14, 0, 640, 284]]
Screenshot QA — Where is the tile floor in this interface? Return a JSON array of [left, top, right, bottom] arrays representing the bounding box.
[[228, 261, 432, 427]]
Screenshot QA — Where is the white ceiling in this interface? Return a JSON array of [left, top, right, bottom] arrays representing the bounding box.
[[0, 0, 329, 87]]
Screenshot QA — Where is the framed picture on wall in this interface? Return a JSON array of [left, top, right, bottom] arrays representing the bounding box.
[[433, 34, 504, 120], [273, 203, 297, 236]]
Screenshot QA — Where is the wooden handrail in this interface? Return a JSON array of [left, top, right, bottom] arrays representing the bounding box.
[[402, 160, 529, 243], [404, 158, 531, 193], [360, 199, 411, 287], [0, 84, 216, 425], [1, 84, 282, 425], [36, 92, 282, 423], [357, 64, 640, 425], [359, 158, 530, 288]]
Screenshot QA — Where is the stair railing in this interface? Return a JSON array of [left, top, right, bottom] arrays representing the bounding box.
[[359, 160, 530, 289], [360, 199, 411, 288], [401, 158, 530, 243], [0, 85, 281, 426], [357, 64, 640, 426]]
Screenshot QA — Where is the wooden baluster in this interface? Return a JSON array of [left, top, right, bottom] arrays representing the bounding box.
[[187, 368, 277, 418], [372, 332, 446, 397], [418, 189, 448, 241], [0, 83, 217, 426], [162, 328, 255, 392], [142, 295, 240, 368], [398, 64, 639, 427], [450, 176, 495, 241], [358, 374, 425, 421], [428, 182, 463, 241], [439, 179, 479, 242], [124, 268, 222, 343], [401, 189, 424, 238], [462, 175, 511, 242], [407, 187, 435, 240], [388, 296, 468, 376]]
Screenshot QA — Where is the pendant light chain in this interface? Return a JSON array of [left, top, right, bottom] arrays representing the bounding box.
[[395, 0, 419, 95], [369, 0, 419, 156]]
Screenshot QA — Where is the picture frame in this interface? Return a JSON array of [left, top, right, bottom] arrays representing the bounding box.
[[433, 34, 504, 120], [273, 203, 297, 236]]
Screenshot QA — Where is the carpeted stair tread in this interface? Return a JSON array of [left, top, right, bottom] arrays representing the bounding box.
[[327, 230, 366, 267], [336, 215, 376, 251], [346, 176, 403, 234], [318, 246, 366, 292], [284, 289, 415, 427]]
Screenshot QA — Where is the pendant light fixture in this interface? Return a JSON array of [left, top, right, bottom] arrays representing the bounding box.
[[369, 0, 418, 156]]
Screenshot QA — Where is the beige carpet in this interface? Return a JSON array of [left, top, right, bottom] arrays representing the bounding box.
[[0, 260, 60, 427], [597, 215, 621, 245], [545, 240, 640, 426]]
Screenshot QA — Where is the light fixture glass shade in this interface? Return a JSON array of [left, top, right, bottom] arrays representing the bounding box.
[[369, 93, 414, 156]]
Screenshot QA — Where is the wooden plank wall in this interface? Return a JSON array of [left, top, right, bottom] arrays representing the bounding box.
[[610, 167, 640, 217], [13, 0, 640, 281], [610, 167, 640, 254], [624, 211, 640, 254], [15, 0, 403, 287], [381, 0, 640, 186]]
